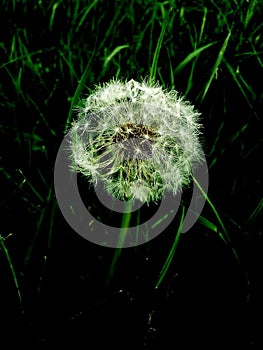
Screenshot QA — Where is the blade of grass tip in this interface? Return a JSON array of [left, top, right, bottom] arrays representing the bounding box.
[[198, 215, 218, 233], [75, 0, 99, 32], [248, 198, 263, 223], [243, 139, 262, 159], [193, 177, 228, 240], [49, 2, 61, 31], [208, 156, 217, 170], [208, 121, 224, 158], [149, 6, 174, 81], [102, 44, 130, 72], [155, 206, 185, 290], [105, 200, 133, 286], [198, 215, 229, 245], [235, 66, 256, 100], [200, 31, 231, 102], [199, 7, 208, 44], [10, 32, 17, 60], [174, 42, 217, 75], [244, 0, 257, 29], [0, 234, 24, 313], [193, 177, 240, 263], [228, 122, 248, 144], [18, 169, 44, 203], [223, 58, 253, 109]]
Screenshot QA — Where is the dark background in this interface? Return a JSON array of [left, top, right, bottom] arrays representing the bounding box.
[[0, 0, 262, 348]]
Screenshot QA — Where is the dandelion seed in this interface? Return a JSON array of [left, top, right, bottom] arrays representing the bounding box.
[[68, 78, 203, 204]]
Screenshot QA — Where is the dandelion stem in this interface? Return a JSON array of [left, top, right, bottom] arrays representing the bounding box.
[[106, 200, 134, 285]]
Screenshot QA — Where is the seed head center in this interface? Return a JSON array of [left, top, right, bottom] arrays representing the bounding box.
[[113, 123, 159, 142]]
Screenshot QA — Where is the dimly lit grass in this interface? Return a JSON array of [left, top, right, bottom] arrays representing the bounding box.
[[0, 0, 262, 347]]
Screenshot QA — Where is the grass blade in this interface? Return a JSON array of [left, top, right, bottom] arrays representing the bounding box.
[[244, 0, 257, 29], [155, 206, 185, 289], [0, 234, 24, 312], [174, 42, 216, 74], [76, 0, 99, 32], [65, 50, 97, 132], [248, 198, 263, 223], [103, 45, 130, 71], [193, 177, 240, 263], [150, 6, 174, 81], [223, 58, 254, 108], [200, 31, 231, 102]]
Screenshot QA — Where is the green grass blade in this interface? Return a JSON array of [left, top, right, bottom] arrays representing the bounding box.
[[49, 2, 60, 31], [244, 0, 257, 29], [155, 206, 185, 289], [76, 0, 99, 33], [199, 7, 208, 43], [18, 169, 44, 203], [65, 53, 96, 132], [193, 177, 228, 240], [248, 198, 263, 223], [150, 6, 174, 81], [223, 58, 254, 109], [103, 45, 130, 71], [0, 48, 55, 70], [237, 71, 256, 100], [198, 216, 230, 246], [208, 122, 224, 158], [174, 42, 216, 74], [228, 122, 248, 144], [0, 234, 24, 312], [200, 31, 231, 102], [198, 215, 218, 232], [193, 177, 240, 263]]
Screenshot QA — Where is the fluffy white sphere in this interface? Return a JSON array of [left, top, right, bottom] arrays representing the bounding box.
[[68, 78, 203, 204]]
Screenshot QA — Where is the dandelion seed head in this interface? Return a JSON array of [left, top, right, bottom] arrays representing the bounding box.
[[69, 78, 203, 204]]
